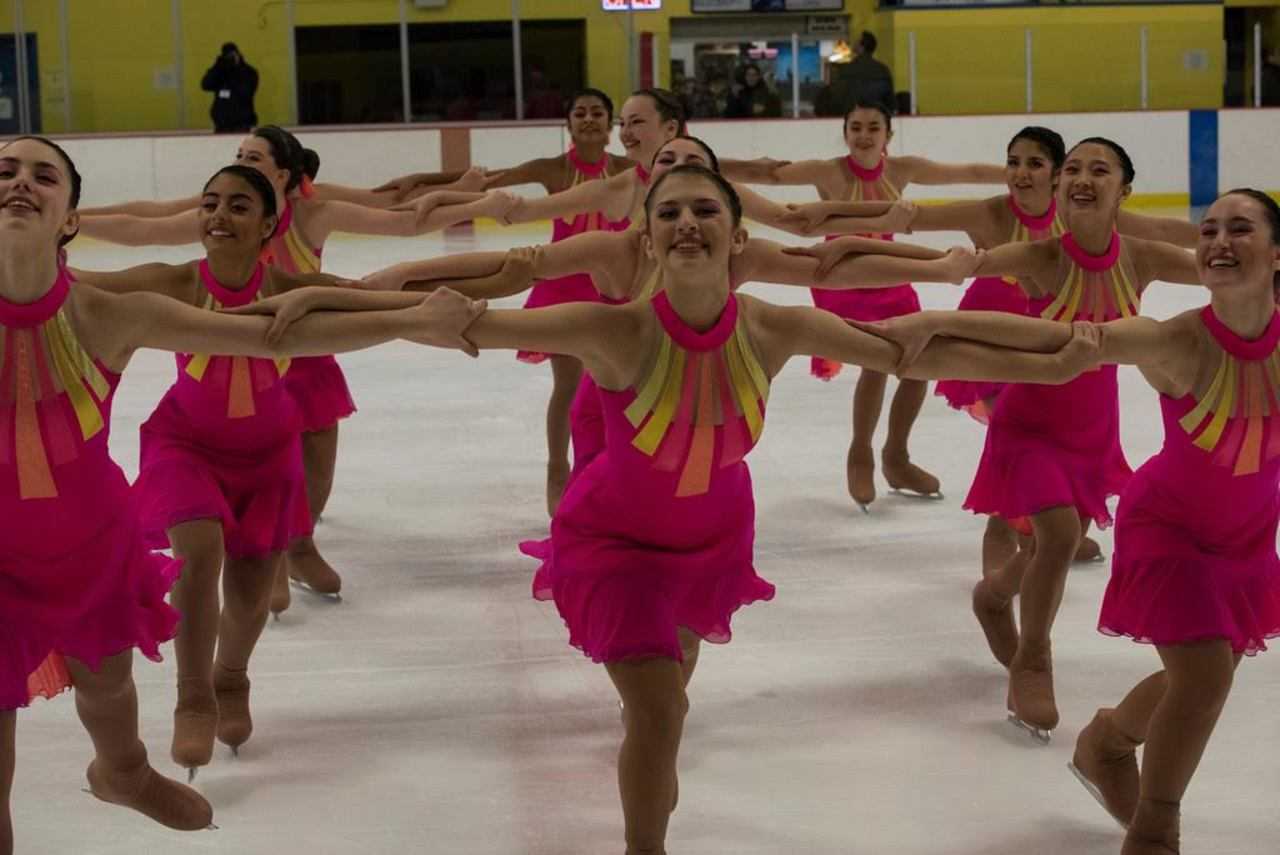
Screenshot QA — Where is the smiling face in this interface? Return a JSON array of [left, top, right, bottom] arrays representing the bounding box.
[[1005, 137, 1058, 211], [650, 138, 716, 184], [618, 94, 679, 166], [568, 95, 612, 148], [843, 107, 892, 167], [0, 138, 78, 250], [643, 171, 745, 276], [199, 172, 277, 255], [1059, 142, 1130, 222], [1197, 193, 1280, 299], [234, 135, 290, 195]]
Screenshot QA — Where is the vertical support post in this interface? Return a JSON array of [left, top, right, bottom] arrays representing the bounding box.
[[511, 0, 524, 119], [286, 0, 299, 125], [398, 0, 411, 123], [58, 0, 71, 131], [13, 0, 29, 133], [1024, 27, 1033, 113], [1255, 22, 1263, 108], [907, 31, 918, 115], [171, 0, 185, 128], [791, 31, 801, 118], [652, 29, 661, 89], [1139, 25, 1149, 110], [626, 6, 637, 93]]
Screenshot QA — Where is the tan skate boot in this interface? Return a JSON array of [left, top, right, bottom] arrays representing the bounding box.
[[87, 749, 213, 831], [882, 451, 942, 499], [847, 446, 876, 512], [171, 679, 217, 779], [1074, 536, 1105, 563], [213, 664, 252, 754], [972, 578, 1019, 668], [1069, 708, 1141, 828], [287, 538, 342, 600], [1007, 641, 1059, 743], [1122, 799, 1180, 854]]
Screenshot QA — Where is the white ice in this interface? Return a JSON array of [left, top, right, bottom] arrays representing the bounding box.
[[15, 222, 1280, 855]]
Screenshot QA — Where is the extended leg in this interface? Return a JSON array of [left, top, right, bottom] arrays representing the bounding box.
[[881, 378, 941, 497], [166, 520, 225, 774], [847, 368, 888, 510], [215, 553, 281, 753], [545, 355, 584, 517], [284, 425, 342, 601], [65, 651, 212, 831], [972, 528, 1034, 668], [606, 656, 688, 855], [1071, 671, 1166, 828]]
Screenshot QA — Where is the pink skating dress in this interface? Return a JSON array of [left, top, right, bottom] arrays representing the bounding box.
[[935, 196, 1065, 423], [1, 271, 180, 710], [264, 203, 356, 433], [1099, 306, 1280, 654], [964, 232, 1137, 533], [811, 155, 920, 380], [517, 149, 631, 363], [135, 261, 311, 559], [530, 292, 776, 660]]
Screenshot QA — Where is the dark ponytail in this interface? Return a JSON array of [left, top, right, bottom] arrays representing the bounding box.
[[300, 148, 321, 181], [252, 125, 308, 192]]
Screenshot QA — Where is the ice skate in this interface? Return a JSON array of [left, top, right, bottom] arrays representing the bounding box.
[[882, 452, 943, 500], [269, 562, 291, 618], [1068, 708, 1140, 829], [1073, 536, 1105, 563], [1122, 799, 1180, 854], [86, 753, 214, 831], [287, 540, 343, 602], [213, 664, 252, 754], [171, 678, 217, 779], [971, 578, 1018, 668], [1006, 642, 1058, 743], [846, 447, 876, 512]]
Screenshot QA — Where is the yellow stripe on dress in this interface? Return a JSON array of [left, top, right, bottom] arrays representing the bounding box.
[[625, 333, 673, 427], [632, 347, 686, 455], [283, 227, 321, 275], [43, 316, 104, 441], [1192, 356, 1237, 453], [1180, 351, 1229, 437]]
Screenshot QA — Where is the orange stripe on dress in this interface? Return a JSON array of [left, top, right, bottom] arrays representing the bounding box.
[[13, 331, 56, 499], [227, 356, 256, 418], [676, 354, 717, 497]]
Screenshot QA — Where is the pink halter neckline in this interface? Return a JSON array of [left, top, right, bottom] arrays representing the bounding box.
[[652, 291, 737, 352], [1062, 231, 1120, 272], [567, 147, 609, 178], [199, 259, 266, 307], [1008, 195, 1057, 232], [1200, 305, 1280, 361], [0, 268, 71, 328], [274, 203, 293, 239], [845, 155, 885, 183], [636, 164, 651, 185]]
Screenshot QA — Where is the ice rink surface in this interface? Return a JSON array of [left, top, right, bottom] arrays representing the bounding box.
[[16, 222, 1280, 854]]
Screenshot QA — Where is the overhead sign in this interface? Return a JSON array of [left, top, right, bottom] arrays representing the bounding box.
[[691, 0, 843, 10], [603, 0, 662, 9]]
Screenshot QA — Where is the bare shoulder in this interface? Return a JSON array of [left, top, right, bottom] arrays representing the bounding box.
[[608, 154, 638, 174]]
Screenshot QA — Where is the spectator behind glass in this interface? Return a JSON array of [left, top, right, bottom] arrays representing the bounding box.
[[200, 42, 259, 134], [1262, 45, 1280, 107], [819, 32, 894, 119], [725, 64, 783, 119]]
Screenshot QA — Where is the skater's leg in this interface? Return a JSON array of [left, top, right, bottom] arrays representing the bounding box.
[[1008, 506, 1081, 734], [606, 656, 688, 855], [677, 628, 701, 690], [1, 710, 13, 855], [546, 355, 583, 516], [881, 378, 940, 496], [166, 520, 224, 771], [286, 425, 342, 597], [972, 530, 1034, 668], [214, 553, 280, 751], [981, 515, 1019, 578], [1071, 671, 1165, 828], [848, 369, 888, 508], [1124, 641, 1237, 853], [65, 651, 212, 831]]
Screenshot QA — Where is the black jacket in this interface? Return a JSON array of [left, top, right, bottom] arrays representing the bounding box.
[[201, 57, 259, 132]]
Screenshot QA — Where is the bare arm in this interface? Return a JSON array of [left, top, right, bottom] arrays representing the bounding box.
[[1132, 238, 1200, 286], [743, 238, 963, 292], [404, 249, 536, 300], [894, 157, 1006, 186], [79, 195, 201, 218], [970, 239, 1051, 281], [364, 251, 509, 291], [307, 194, 506, 240], [759, 158, 840, 188], [69, 262, 194, 299], [1117, 209, 1199, 249], [76, 210, 201, 246], [479, 157, 561, 193], [504, 170, 634, 224], [736, 184, 809, 234]]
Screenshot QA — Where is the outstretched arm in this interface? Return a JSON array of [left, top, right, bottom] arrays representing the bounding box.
[[744, 238, 967, 291], [79, 195, 201, 218], [1133, 238, 1200, 286], [894, 157, 1006, 186], [308, 193, 507, 240], [77, 210, 201, 246], [363, 251, 509, 292], [755, 158, 839, 188], [504, 170, 634, 224], [70, 262, 194, 299], [1117, 209, 1198, 249]]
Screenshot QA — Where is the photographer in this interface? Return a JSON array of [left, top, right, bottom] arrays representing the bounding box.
[[201, 42, 259, 133]]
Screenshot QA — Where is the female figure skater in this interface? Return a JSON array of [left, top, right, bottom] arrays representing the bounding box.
[[74, 126, 507, 613], [257, 164, 1100, 854], [872, 188, 1280, 855], [806, 138, 1201, 742], [737, 100, 1007, 508], [0, 136, 482, 853]]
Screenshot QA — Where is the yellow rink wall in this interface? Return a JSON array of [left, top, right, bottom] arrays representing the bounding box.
[[2, 1, 1238, 134]]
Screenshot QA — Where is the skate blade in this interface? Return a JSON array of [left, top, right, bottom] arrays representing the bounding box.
[[288, 578, 342, 602], [1066, 761, 1130, 831], [1007, 712, 1052, 744], [854, 501, 871, 515], [188, 767, 197, 783], [82, 788, 219, 830], [888, 487, 944, 501]]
